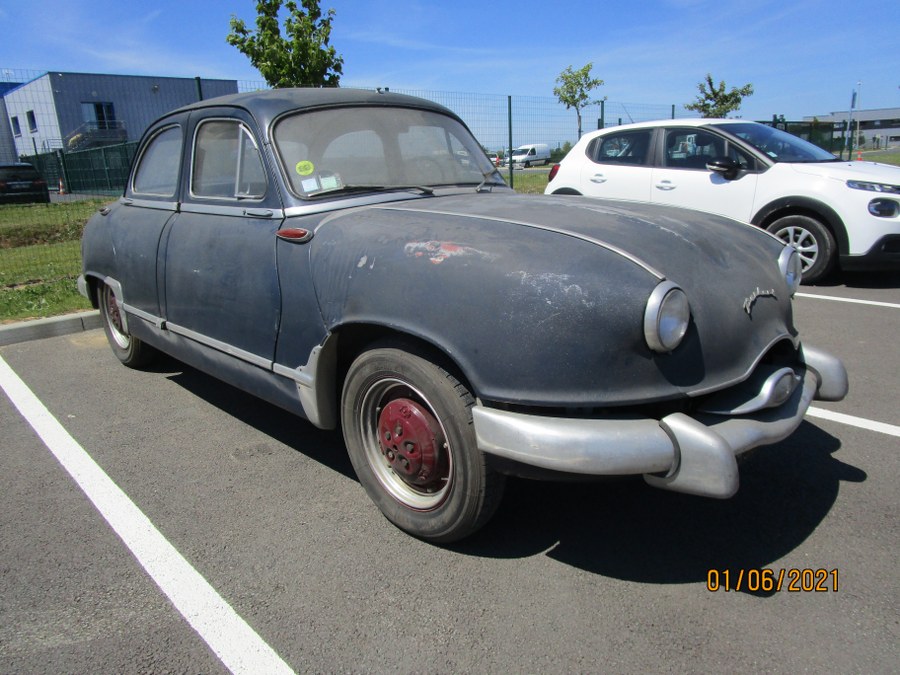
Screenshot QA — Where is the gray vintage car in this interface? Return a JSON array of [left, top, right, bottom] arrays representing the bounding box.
[[79, 89, 848, 542]]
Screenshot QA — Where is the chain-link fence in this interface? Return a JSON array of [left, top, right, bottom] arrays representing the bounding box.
[[0, 66, 693, 320]]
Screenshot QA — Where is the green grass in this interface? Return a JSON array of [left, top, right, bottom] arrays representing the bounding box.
[[0, 199, 109, 322], [861, 149, 900, 166], [508, 169, 552, 194]]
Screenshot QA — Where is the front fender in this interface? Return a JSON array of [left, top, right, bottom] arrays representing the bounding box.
[[309, 208, 662, 407]]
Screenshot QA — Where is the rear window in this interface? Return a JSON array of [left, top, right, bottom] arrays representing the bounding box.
[[0, 165, 41, 180]]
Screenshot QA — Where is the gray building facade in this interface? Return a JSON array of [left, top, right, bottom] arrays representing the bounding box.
[[2, 71, 239, 161]]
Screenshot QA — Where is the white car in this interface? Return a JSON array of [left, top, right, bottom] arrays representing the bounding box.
[[545, 119, 900, 283]]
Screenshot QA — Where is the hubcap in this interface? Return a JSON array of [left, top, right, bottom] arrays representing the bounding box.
[[360, 378, 452, 510], [773, 225, 818, 271], [377, 398, 443, 487]]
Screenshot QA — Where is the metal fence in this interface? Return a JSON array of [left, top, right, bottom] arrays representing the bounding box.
[[2, 66, 696, 319]]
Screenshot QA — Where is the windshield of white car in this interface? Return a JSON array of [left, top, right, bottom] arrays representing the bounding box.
[[712, 122, 839, 163], [273, 106, 505, 198]]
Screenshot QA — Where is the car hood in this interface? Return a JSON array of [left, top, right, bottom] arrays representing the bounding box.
[[307, 192, 797, 407], [787, 160, 900, 183], [381, 192, 787, 286]]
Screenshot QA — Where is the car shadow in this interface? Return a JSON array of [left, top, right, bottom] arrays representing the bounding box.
[[150, 354, 356, 480], [810, 270, 900, 289], [152, 355, 865, 595], [455, 422, 865, 596]]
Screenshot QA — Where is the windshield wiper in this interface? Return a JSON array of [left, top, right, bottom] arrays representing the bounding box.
[[309, 184, 434, 198], [475, 167, 504, 193]]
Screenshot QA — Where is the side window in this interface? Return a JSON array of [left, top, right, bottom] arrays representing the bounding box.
[[11, 116, 21, 136], [192, 120, 266, 199], [132, 126, 183, 197], [591, 130, 651, 166], [664, 129, 725, 169]]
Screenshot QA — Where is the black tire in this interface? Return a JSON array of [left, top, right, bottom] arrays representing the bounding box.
[[341, 346, 504, 542], [99, 283, 156, 368], [766, 215, 836, 284]]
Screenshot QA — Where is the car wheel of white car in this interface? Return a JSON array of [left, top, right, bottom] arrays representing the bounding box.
[[766, 215, 836, 284], [99, 283, 156, 368], [341, 345, 504, 543]]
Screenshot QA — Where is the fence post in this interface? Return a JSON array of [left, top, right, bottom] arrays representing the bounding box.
[[507, 95, 514, 189], [671, 104, 675, 119], [599, 100, 605, 129], [102, 146, 112, 190]]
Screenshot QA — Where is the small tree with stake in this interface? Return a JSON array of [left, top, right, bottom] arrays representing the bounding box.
[[227, 0, 344, 88], [685, 73, 754, 118], [554, 63, 604, 139]]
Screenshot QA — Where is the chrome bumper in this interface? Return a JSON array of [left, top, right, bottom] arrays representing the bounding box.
[[472, 345, 847, 499]]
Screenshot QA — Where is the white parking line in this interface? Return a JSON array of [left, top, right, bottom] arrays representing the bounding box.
[[807, 406, 900, 438], [796, 292, 900, 309], [0, 355, 295, 675]]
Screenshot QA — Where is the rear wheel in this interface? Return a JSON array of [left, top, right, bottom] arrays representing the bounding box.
[[99, 283, 156, 368], [341, 346, 504, 542], [766, 214, 836, 284]]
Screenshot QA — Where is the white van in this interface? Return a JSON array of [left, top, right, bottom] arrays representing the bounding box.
[[508, 143, 551, 167]]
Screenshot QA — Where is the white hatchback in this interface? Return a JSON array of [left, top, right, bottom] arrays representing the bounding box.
[[545, 119, 900, 283]]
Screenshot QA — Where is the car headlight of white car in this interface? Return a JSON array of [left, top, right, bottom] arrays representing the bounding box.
[[644, 281, 691, 353]]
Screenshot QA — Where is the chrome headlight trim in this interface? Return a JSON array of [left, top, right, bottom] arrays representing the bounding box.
[[644, 281, 690, 354], [778, 245, 802, 296]]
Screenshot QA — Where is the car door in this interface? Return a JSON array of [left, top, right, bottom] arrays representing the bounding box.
[[108, 121, 185, 321], [162, 110, 284, 365], [577, 128, 654, 201], [650, 127, 759, 222]]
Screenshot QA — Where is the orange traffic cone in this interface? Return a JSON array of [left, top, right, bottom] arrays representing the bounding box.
[[58, 178, 66, 195], [856, 150, 862, 161]]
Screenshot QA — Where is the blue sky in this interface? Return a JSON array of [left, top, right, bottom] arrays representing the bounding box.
[[2, 0, 899, 120]]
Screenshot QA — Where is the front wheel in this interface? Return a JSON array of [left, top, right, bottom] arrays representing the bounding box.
[[99, 283, 156, 368], [341, 346, 504, 542], [766, 215, 836, 284]]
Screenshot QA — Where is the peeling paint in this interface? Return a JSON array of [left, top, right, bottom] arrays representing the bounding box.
[[512, 271, 595, 309], [405, 241, 496, 265]]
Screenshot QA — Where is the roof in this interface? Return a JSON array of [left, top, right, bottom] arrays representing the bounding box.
[[168, 87, 460, 129]]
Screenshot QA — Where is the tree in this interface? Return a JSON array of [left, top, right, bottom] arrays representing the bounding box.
[[553, 63, 604, 139], [227, 0, 344, 88], [685, 74, 753, 118]]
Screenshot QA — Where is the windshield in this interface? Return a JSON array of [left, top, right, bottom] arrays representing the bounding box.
[[712, 122, 838, 163], [273, 106, 504, 198]]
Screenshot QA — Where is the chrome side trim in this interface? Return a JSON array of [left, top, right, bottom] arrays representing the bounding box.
[[272, 337, 338, 429], [122, 302, 165, 329], [165, 321, 273, 370], [376, 205, 665, 279]]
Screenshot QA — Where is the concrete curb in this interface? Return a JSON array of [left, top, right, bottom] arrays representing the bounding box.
[[0, 310, 102, 347]]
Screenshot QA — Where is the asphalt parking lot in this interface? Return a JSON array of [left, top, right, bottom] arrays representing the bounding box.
[[1, 273, 898, 673]]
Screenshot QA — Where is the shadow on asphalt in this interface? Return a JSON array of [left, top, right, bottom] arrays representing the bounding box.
[[810, 270, 899, 289], [151, 354, 867, 595]]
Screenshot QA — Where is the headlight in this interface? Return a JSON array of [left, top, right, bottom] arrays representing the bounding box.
[[644, 281, 690, 353], [847, 179, 900, 194], [778, 245, 802, 295]]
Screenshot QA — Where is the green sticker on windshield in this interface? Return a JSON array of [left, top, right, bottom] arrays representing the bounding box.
[[295, 160, 315, 176]]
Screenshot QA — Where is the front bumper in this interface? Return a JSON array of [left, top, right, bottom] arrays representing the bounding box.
[[840, 234, 900, 272], [472, 344, 847, 499]]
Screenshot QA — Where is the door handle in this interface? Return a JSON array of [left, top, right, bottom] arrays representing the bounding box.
[[589, 174, 607, 184], [655, 180, 676, 191]]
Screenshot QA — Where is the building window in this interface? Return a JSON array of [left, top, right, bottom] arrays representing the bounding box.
[[11, 116, 21, 136], [81, 101, 117, 130], [26, 110, 37, 132]]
